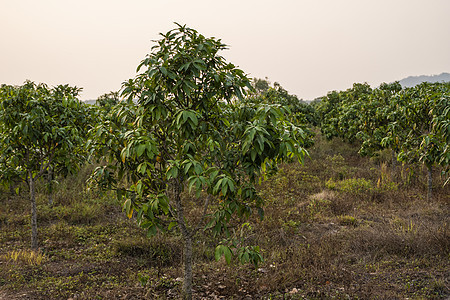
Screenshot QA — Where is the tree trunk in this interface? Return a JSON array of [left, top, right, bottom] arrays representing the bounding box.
[[427, 165, 433, 201], [29, 170, 38, 251], [173, 179, 193, 300], [183, 235, 193, 300], [48, 167, 53, 206]]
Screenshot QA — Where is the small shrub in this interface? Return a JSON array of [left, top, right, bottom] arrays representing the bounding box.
[[326, 178, 373, 194], [338, 215, 358, 227]]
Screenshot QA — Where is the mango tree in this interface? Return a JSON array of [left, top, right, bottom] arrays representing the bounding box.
[[88, 24, 308, 299], [0, 81, 89, 250], [45, 84, 93, 205], [433, 83, 450, 185], [248, 80, 317, 146], [358, 82, 403, 174], [317, 90, 344, 140], [317, 83, 373, 145], [383, 82, 449, 199], [96, 91, 120, 108]]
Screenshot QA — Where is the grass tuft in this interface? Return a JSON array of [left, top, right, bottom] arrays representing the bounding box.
[[1, 249, 47, 266]]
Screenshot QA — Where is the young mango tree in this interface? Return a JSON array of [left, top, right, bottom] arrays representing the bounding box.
[[433, 83, 450, 185], [385, 83, 449, 199], [357, 82, 403, 174], [88, 24, 308, 299], [317, 90, 344, 140], [317, 83, 375, 153], [0, 81, 89, 250], [44, 84, 93, 205]]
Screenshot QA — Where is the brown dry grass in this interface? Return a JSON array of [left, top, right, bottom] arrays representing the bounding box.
[[0, 134, 449, 299]]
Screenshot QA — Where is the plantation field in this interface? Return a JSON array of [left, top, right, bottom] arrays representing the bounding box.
[[1, 134, 448, 299]]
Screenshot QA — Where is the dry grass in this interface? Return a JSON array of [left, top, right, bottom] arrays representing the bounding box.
[[0, 134, 449, 299], [1, 249, 47, 266]]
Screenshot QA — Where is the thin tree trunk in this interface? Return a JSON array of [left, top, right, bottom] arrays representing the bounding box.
[[183, 235, 193, 300], [427, 165, 433, 201], [48, 167, 53, 206], [173, 179, 193, 300], [29, 170, 38, 251]]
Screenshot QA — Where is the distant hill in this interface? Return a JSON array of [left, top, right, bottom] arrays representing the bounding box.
[[398, 72, 450, 88]]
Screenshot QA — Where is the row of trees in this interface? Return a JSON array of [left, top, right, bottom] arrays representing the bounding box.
[[316, 81, 450, 199]]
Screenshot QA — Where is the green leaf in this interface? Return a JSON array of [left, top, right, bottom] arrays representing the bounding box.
[[136, 144, 146, 157], [223, 246, 232, 264], [147, 225, 157, 236], [221, 180, 228, 196], [214, 244, 232, 264], [123, 198, 133, 219], [213, 178, 223, 194], [194, 163, 202, 175], [184, 162, 193, 175], [167, 166, 179, 180], [136, 180, 143, 195], [250, 150, 257, 162], [116, 189, 124, 201], [188, 176, 198, 193], [214, 245, 223, 261], [137, 162, 147, 174]]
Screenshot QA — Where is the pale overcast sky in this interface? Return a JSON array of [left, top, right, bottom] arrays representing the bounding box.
[[1, 0, 449, 100]]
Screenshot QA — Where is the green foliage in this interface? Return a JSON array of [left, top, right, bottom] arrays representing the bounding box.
[[253, 78, 270, 94], [88, 24, 308, 241], [214, 223, 263, 267], [248, 79, 318, 145], [384, 83, 448, 168], [95, 91, 120, 108], [317, 82, 373, 143], [0, 82, 92, 180]]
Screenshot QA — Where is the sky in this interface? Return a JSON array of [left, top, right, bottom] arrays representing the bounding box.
[[1, 0, 449, 101]]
